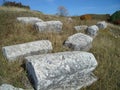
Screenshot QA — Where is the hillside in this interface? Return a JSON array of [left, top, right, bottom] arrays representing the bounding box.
[[0, 6, 120, 90]]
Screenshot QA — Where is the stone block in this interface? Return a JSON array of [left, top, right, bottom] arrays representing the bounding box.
[[17, 17, 43, 24], [25, 51, 98, 90], [2, 40, 52, 61], [63, 33, 93, 51], [35, 21, 63, 32]]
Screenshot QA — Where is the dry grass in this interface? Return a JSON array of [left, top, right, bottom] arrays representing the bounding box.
[[0, 6, 120, 90], [81, 29, 120, 90], [0, 6, 30, 12]]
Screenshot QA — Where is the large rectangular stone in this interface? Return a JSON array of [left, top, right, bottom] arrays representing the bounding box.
[[25, 51, 98, 90], [17, 17, 43, 24], [35, 21, 63, 32], [2, 40, 52, 61]]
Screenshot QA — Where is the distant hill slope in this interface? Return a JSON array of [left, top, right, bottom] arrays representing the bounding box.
[[0, 6, 63, 21]]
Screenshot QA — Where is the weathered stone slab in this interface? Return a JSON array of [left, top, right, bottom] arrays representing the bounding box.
[[63, 33, 93, 51], [0, 84, 24, 90], [17, 17, 43, 24], [35, 21, 63, 32], [25, 51, 98, 90], [74, 25, 88, 31], [86, 25, 99, 37], [2, 40, 52, 61], [96, 21, 107, 29]]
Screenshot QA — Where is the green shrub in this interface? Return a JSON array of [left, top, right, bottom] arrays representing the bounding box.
[[3, 1, 30, 9], [110, 10, 120, 25]]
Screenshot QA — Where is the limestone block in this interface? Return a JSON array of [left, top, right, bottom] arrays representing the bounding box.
[[25, 51, 98, 90], [86, 25, 99, 37], [96, 21, 107, 29], [35, 21, 63, 32], [2, 40, 52, 61], [63, 33, 93, 51], [17, 17, 43, 24]]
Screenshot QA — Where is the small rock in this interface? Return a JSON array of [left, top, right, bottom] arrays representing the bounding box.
[[0, 84, 24, 90], [74, 25, 88, 31], [35, 21, 63, 32], [96, 21, 107, 29], [63, 33, 93, 51], [17, 17, 43, 24], [67, 17, 73, 23], [86, 25, 99, 37]]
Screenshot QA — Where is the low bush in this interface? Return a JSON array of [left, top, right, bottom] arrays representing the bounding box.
[[80, 14, 92, 20], [3, 1, 30, 9]]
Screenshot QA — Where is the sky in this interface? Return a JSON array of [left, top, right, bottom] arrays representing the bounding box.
[[0, 0, 120, 16]]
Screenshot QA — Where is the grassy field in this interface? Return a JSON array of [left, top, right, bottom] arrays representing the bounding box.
[[0, 6, 120, 90]]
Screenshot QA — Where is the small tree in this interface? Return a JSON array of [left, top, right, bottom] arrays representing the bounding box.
[[57, 6, 68, 16]]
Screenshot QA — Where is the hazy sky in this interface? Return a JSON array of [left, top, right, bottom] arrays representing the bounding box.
[[0, 0, 120, 16]]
